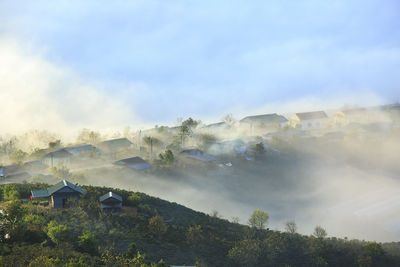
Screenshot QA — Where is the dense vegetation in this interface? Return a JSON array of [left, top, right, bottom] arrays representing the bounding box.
[[0, 183, 400, 266]]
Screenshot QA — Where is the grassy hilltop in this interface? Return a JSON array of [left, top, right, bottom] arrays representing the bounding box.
[[0, 183, 400, 266]]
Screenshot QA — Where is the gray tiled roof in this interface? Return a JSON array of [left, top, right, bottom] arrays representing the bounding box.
[[99, 191, 122, 202]]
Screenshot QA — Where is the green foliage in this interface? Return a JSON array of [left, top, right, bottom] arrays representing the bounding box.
[[148, 215, 167, 238], [158, 149, 174, 165], [313, 225, 328, 238], [248, 209, 269, 229], [2, 184, 20, 201], [0, 183, 399, 267], [178, 125, 191, 145], [186, 225, 203, 246], [126, 243, 138, 259], [253, 142, 265, 155], [0, 200, 28, 238], [77, 231, 98, 255], [28, 256, 58, 267], [8, 149, 28, 165], [127, 192, 141, 206], [228, 239, 261, 266], [182, 117, 199, 129], [285, 220, 297, 234], [46, 221, 72, 245]]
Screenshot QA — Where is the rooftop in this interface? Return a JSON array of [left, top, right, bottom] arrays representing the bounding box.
[[99, 191, 123, 202], [296, 111, 328, 120], [240, 113, 288, 123]]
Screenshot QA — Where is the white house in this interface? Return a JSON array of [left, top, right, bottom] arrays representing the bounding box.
[[290, 111, 328, 130]]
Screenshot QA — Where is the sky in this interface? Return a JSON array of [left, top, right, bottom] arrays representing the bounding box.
[[0, 0, 399, 132]]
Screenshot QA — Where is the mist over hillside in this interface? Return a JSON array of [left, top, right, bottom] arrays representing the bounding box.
[[1, 105, 399, 243]]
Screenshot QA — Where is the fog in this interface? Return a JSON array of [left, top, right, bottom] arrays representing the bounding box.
[[1, 34, 400, 242]]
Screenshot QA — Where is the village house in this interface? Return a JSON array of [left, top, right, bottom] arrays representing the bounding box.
[[239, 113, 288, 133], [202, 122, 232, 132], [42, 148, 73, 168], [0, 164, 20, 179], [31, 180, 83, 208], [99, 191, 123, 212], [290, 111, 329, 130], [98, 138, 133, 152], [333, 108, 369, 127], [23, 160, 45, 171], [64, 144, 98, 157], [113, 156, 152, 171]]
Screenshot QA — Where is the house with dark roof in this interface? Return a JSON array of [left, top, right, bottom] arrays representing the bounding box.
[[42, 148, 73, 167], [98, 138, 133, 152], [290, 111, 328, 130], [202, 122, 231, 132], [240, 113, 288, 132], [64, 144, 98, 157], [113, 156, 152, 171], [99, 192, 122, 212], [0, 164, 20, 179], [31, 180, 83, 208]]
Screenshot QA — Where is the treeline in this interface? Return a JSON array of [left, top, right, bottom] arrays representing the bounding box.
[[0, 183, 399, 266]]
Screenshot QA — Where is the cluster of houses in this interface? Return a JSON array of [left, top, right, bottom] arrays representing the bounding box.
[[31, 179, 123, 212], [0, 137, 153, 180], [1, 103, 399, 180], [201, 103, 400, 134]]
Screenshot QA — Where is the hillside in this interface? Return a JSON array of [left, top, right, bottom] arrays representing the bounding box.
[[0, 183, 400, 266]]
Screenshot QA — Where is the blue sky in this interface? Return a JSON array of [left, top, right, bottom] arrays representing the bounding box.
[[1, 0, 399, 127]]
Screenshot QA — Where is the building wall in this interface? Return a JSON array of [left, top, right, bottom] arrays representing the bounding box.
[[50, 192, 80, 208], [300, 119, 325, 130], [43, 156, 70, 168]]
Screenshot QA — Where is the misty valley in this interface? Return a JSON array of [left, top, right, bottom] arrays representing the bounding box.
[[1, 106, 400, 266]]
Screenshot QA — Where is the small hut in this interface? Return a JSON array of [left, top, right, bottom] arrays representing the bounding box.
[[31, 180, 83, 208], [99, 192, 122, 212]]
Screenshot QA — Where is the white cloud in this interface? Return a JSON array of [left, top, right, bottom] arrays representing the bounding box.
[[0, 36, 142, 138]]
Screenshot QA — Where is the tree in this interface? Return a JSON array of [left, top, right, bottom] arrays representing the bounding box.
[[358, 241, 385, 267], [285, 221, 297, 234], [0, 200, 28, 237], [313, 225, 327, 238], [231, 217, 240, 224], [178, 125, 191, 145], [76, 128, 102, 144], [8, 149, 27, 165], [158, 149, 174, 165], [46, 221, 71, 245], [186, 225, 203, 246], [228, 239, 261, 266], [148, 215, 167, 238], [248, 209, 269, 230], [127, 192, 141, 206], [2, 184, 20, 201], [182, 117, 199, 129], [253, 142, 265, 156], [48, 140, 61, 149], [222, 113, 236, 126], [28, 256, 57, 267], [126, 243, 138, 258], [77, 230, 98, 255]]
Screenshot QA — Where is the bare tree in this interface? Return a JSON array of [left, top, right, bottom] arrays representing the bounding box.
[[285, 221, 297, 234]]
